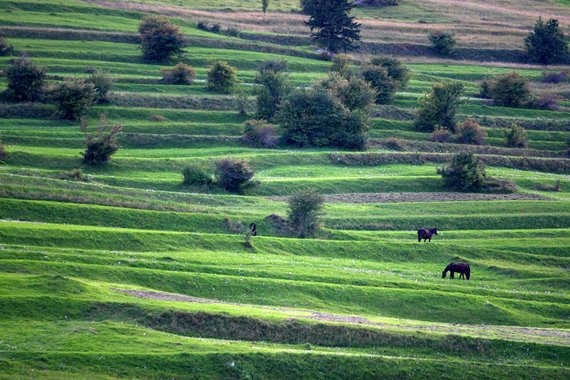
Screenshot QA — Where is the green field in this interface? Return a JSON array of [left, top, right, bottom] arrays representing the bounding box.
[[0, 0, 569, 378]]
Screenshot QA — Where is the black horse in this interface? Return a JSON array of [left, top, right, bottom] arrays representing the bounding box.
[[442, 262, 470, 280], [418, 227, 438, 242]]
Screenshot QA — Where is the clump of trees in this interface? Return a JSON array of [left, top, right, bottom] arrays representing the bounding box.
[[138, 16, 185, 62], [360, 56, 409, 104], [504, 123, 528, 148], [207, 60, 239, 94], [301, 0, 361, 58], [82, 115, 124, 166], [160, 63, 196, 85], [52, 78, 97, 121], [428, 30, 457, 55], [287, 188, 324, 238], [414, 82, 464, 132], [525, 17, 568, 64], [5, 56, 46, 102], [481, 72, 531, 108], [242, 119, 279, 148]]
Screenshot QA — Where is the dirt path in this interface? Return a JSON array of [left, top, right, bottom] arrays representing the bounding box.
[[120, 289, 570, 347], [267, 192, 548, 203]]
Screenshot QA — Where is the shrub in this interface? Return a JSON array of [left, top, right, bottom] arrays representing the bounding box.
[[139, 16, 185, 62], [530, 93, 559, 111], [481, 178, 518, 194], [287, 188, 324, 238], [455, 118, 487, 145], [0, 138, 6, 161], [428, 30, 457, 55], [438, 152, 486, 192], [5, 56, 46, 102], [277, 88, 368, 149], [255, 60, 290, 120], [479, 79, 492, 99], [524, 16, 568, 64], [207, 60, 239, 94], [242, 119, 279, 148], [182, 165, 213, 187], [430, 128, 451, 143], [360, 56, 409, 104], [384, 137, 405, 151], [56, 168, 89, 182], [160, 63, 196, 85], [330, 54, 352, 77], [85, 69, 113, 103], [414, 81, 464, 132], [52, 78, 97, 121], [316, 72, 376, 112], [215, 157, 256, 194], [0, 35, 14, 56], [486, 72, 531, 108], [504, 123, 528, 148], [540, 70, 569, 83], [82, 115, 124, 166]]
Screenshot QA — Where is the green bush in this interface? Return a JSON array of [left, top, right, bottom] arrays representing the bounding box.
[[485, 72, 531, 108], [287, 188, 324, 238], [0, 138, 6, 161], [207, 60, 239, 94], [277, 88, 368, 149], [85, 69, 113, 103], [330, 54, 352, 77], [215, 157, 256, 194], [504, 123, 528, 148], [160, 63, 196, 85], [182, 165, 214, 187], [428, 30, 457, 55], [524, 17, 569, 64], [5, 56, 46, 102], [255, 60, 290, 120], [360, 56, 409, 104], [82, 115, 124, 166], [455, 118, 487, 145], [437, 152, 486, 192], [242, 119, 279, 148], [139, 16, 185, 62], [0, 35, 14, 56], [52, 78, 97, 121], [414, 82, 465, 132]]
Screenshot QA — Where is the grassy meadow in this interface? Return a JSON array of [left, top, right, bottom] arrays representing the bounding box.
[[0, 0, 569, 378]]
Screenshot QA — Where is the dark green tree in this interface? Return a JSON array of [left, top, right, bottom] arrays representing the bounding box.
[[255, 60, 291, 121], [486, 72, 531, 108], [316, 72, 376, 112], [5, 56, 46, 102], [438, 152, 486, 192], [302, 0, 361, 57], [414, 81, 464, 132], [428, 30, 457, 55], [85, 69, 113, 103], [287, 188, 324, 238], [360, 56, 409, 104], [82, 115, 124, 166], [524, 17, 568, 64], [504, 123, 528, 148], [0, 35, 14, 56], [215, 157, 256, 194], [207, 60, 239, 94], [139, 16, 185, 62], [160, 63, 196, 85], [262, 0, 270, 21], [52, 78, 97, 121]]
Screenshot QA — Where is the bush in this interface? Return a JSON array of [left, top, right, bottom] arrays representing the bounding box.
[[5, 56, 46, 102], [360, 56, 409, 104], [277, 88, 368, 149], [160, 63, 196, 85], [139, 16, 185, 62], [82, 115, 124, 166], [414, 81, 464, 132], [437, 152, 486, 192], [56, 168, 89, 182], [481, 178, 518, 194], [85, 69, 113, 103], [0, 138, 6, 161], [215, 157, 256, 194], [0, 35, 14, 56], [524, 17, 569, 64], [330, 54, 352, 77], [428, 30, 457, 55], [287, 188, 324, 238], [255, 60, 290, 120], [430, 128, 451, 143], [504, 123, 528, 148], [316, 72, 376, 112], [530, 93, 559, 111], [182, 165, 213, 187], [540, 70, 569, 84], [242, 119, 279, 148], [486, 72, 531, 108], [52, 78, 97, 121], [207, 60, 239, 94], [455, 118, 487, 145]]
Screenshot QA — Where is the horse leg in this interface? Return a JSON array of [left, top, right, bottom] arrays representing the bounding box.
[[450, 271, 454, 279], [459, 272, 464, 279]]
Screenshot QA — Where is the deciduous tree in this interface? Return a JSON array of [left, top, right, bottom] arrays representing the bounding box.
[[525, 17, 568, 64]]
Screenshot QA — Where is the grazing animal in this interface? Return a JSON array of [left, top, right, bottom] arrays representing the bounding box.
[[249, 222, 257, 236], [418, 227, 438, 242], [442, 262, 470, 280]]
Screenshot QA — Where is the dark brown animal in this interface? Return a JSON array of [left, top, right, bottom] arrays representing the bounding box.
[[442, 262, 470, 280], [418, 227, 438, 242]]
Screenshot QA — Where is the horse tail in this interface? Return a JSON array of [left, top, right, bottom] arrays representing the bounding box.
[[417, 229, 422, 242], [465, 263, 470, 280]]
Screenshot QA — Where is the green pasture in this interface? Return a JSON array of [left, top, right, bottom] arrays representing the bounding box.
[[0, 0, 569, 378]]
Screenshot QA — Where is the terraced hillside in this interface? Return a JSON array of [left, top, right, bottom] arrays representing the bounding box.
[[0, 0, 569, 378]]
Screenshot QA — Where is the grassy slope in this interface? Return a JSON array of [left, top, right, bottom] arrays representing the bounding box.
[[0, 0, 569, 378]]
